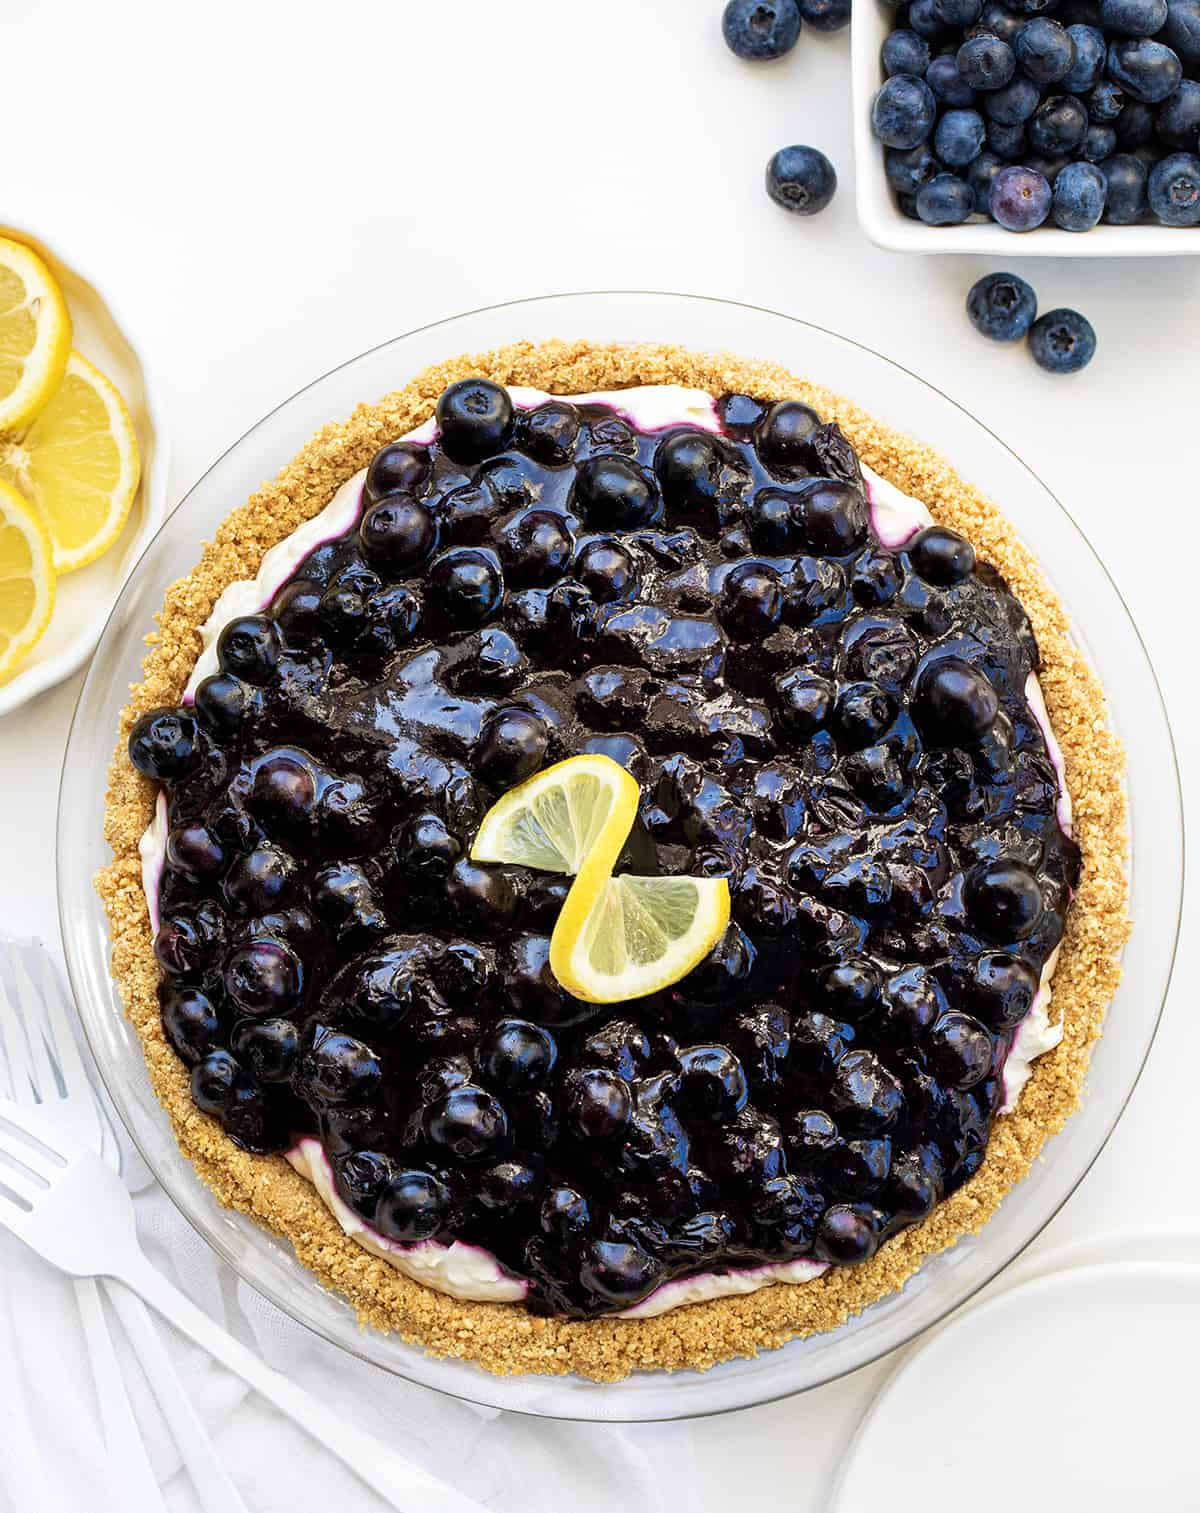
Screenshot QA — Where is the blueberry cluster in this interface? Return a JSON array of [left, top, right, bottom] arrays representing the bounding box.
[[966, 271, 1097, 370], [130, 377, 1079, 1318], [874, 0, 1200, 228]]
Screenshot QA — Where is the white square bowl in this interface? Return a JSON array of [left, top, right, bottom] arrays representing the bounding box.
[[850, 2, 1200, 256]]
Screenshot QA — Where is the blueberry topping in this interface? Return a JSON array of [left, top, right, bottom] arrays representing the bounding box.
[[145, 378, 1076, 1319]]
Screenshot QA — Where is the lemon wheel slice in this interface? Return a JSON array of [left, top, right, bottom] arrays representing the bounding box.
[[471, 752, 640, 878], [0, 237, 72, 434], [0, 476, 56, 682], [471, 753, 730, 1004], [0, 351, 141, 574]]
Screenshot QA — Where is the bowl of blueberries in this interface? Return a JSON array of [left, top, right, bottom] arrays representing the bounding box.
[[851, 0, 1200, 248]]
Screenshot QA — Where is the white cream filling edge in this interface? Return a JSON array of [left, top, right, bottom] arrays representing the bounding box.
[[139, 383, 1070, 1318]]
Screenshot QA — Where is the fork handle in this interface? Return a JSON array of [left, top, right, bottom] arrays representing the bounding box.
[[104, 1282, 250, 1513], [110, 1251, 487, 1513]]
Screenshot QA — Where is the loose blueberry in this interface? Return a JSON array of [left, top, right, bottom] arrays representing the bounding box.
[[1156, 81, 1200, 149], [1107, 37, 1182, 101], [722, 0, 803, 57], [1062, 21, 1108, 86], [886, 142, 940, 194], [1088, 78, 1128, 120], [1100, 0, 1168, 31], [1161, 0, 1200, 66], [956, 33, 1017, 86], [927, 53, 979, 105], [884, 27, 934, 73], [765, 145, 839, 215], [872, 74, 940, 148], [1148, 150, 1200, 224], [967, 150, 1005, 211], [1100, 152, 1149, 220], [1014, 17, 1076, 80], [1028, 307, 1097, 371], [935, 108, 988, 166], [984, 74, 1041, 124], [916, 172, 975, 222], [1080, 122, 1118, 160], [989, 163, 1052, 228], [1053, 160, 1108, 228], [435, 378, 514, 463], [1028, 94, 1089, 154], [799, 0, 852, 28]]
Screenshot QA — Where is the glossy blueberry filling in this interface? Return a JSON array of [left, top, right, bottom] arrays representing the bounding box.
[[129, 379, 1080, 1319]]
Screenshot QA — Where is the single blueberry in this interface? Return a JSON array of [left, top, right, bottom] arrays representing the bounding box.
[[435, 378, 514, 463], [722, 0, 803, 57], [1161, 0, 1200, 67], [975, 2, 1024, 42], [1148, 150, 1200, 223], [1100, 0, 1168, 31], [1052, 160, 1109, 227], [984, 74, 1041, 123], [765, 145, 839, 215], [1062, 22, 1107, 86], [898, 190, 922, 217], [1026, 152, 1071, 182], [966, 271, 1038, 340], [987, 117, 1029, 158], [128, 707, 200, 783], [927, 53, 978, 105], [989, 163, 1053, 226], [1115, 98, 1156, 144], [933, 0, 984, 25], [799, 0, 852, 29], [1080, 122, 1118, 160], [1029, 307, 1097, 371], [1100, 152, 1149, 220], [935, 108, 988, 165], [910, 0, 953, 36], [872, 74, 939, 147], [886, 142, 940, 192], [1107, 38, 1182, 102], [1028, 94, 1088, 154], [967, 149, 1006, 210], [883, 27, 933, 73], [1014, 16, 1076, 79], [363, 443, 430, 503], [1087, 79, 1127, 120], [917, 171, 976, 220], [1156, 81, 1200, 149], [956, 34, 1016, 87]]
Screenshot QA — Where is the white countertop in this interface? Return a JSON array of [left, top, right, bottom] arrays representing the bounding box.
[[2, 0, 1196, 1507]]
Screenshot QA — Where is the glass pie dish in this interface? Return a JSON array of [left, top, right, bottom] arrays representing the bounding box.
[[57, 291, 1181, 1421]]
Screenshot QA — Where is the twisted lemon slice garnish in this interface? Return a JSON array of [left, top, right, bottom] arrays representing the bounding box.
[[471, 754, 731, 1004]]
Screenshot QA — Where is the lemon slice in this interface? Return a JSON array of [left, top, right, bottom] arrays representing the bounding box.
[[471, 752, 640, 878], [0, 237, 72, 434], [471, 753, 730, 1004], [0, 351, 141, 574], [552, 873, 730, 1004], [0, 476, 56, 682]]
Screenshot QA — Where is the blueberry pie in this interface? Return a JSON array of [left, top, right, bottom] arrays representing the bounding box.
[[99, 341, 1127, 1379]]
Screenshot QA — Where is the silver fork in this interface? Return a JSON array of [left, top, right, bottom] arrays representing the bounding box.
[[0, 939, 247, 1512], [0, 1092, 489, 1513]]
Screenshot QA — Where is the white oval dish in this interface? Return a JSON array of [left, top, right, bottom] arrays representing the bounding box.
[[0, 221, 168, 718]]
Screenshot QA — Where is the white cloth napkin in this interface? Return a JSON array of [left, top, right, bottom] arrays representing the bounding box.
[[0, 1116, 693, 1512]]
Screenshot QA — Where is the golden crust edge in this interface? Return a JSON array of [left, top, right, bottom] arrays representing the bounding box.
[[95, 338, 1129, 1382]]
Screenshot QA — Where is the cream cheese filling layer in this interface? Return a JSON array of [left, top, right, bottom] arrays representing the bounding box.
[[142, 383, 1070, 1316]]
